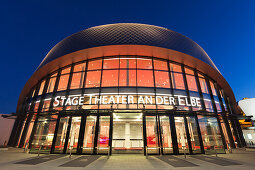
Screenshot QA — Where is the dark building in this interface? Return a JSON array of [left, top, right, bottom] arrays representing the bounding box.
[[8, 23, 245, 155]]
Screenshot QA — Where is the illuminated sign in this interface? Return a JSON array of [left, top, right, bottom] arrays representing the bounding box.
[[53, 94, 201, 107]]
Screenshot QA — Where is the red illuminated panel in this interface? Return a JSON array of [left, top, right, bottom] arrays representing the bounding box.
[[137, 70, 154, 87], [70, 72, 84, 89], [155, 71, 170, 88], [186, 75, 198, 91], [170, 63, 182, 72], [73, 63, 86, 72], [137, 58, 152, 69], [185, 68, 194, 75], [120, 58, 136, 68], [102, 70, 118, 87], [171, 72, 185, 90], [103, 59, 119, 69], [87, 60, 102, 70], [119, 70, 136, 86], [85, 71, 101, 88], [154, 60, 168, 71], [57, 74, 69, 91], [61, 67, 71, 74]]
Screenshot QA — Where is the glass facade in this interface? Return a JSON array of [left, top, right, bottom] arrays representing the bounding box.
[[13, 55, 241, 155]]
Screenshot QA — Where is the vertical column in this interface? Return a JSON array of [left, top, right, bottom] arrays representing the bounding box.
[[125, 123, 131, 148]]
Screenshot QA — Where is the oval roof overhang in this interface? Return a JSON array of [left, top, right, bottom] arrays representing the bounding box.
[[38, 23, 218, 72]]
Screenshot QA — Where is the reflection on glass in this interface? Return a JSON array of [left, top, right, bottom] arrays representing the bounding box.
[[186, 117, 201, 153], [174, 117, 189, 153], [85, 70, 101, 88], [83, 116, 97, 154], [47, 77, 56, 93], [146, 116, 159, 154], [97, 116, 110, 154], [160, 116, 173, 154], [57, 74, 69, 91], [219, 115, 230, 147], [31, 116, 57, 153], [154, 60, 168, 70], [137, 58, 152, 69], [73, 63, 86, 72], [119, 70, 136, 86], [155, 71, 170, 88], [137, 70, 154, 87], [120, 58, 136, 68], [54, 117, 69, 153], [198, 115, 224, 153], [102, 70, 118, 87], [70, 72, 84, 89], [87, 60, 102, 70], [67, 117, 81, 153], [171, 72, 185, 90], [38, 80, 45, 95], [186, 75, 198, 91], [103, 58, 119, 69], [170, 63, 182, 72]]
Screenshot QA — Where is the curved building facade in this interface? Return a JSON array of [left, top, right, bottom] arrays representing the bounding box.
[[8, 23, 245, 155]]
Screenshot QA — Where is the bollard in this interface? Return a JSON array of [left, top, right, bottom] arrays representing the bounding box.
[[69, 146, 72, 158], [183, 146, 187, 159], [38, 145, 42, 157], [107, 146, 110, 159], [146, 146, 148, 159], [214, 146, 218, 157]]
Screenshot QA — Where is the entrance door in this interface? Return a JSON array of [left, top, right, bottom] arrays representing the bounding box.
[[144, 116, 159, 154], [174, 116, 189, 154], [53, 116, 81, 154], [159, 116, 173, 154], [82, 116, 97, 154], [112, 112, 143, 154], [97, 116, 111, 154]]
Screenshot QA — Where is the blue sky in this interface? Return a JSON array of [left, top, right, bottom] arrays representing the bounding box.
[[0, 0, 255, 114]]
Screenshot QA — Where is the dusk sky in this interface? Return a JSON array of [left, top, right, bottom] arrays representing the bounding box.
[[0, 0, 255, 114]]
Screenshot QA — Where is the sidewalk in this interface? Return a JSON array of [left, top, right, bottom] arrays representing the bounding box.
[[0, 147, 254, 170]]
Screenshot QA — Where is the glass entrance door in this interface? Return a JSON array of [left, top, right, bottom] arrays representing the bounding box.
[[54, 116, 70, 153], [174, 117, 189, 154], [82, 116, 97, 154], [159, 116, 173, 154], [66, 117, 81, 153], [145, 116, 159, 154], [97, 116, 111, 154]]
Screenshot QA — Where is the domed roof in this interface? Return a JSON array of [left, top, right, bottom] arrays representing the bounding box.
[[38, 23, 217, 70]]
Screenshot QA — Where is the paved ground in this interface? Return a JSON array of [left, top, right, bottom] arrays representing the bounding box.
[[0, 148, 255, 169]]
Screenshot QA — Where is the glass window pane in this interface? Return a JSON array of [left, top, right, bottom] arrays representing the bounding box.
[[146, 116, 159, 154], [186, 117, 201, 153], [73, 63, 86, 72], [120, 58, 136, 68], [210, 81, 217, 96], [83, 116, 97, 154], [67, 117, 81, 153], [198, 116, 224, 153], [185, 68, 194, 75], [137, 70, 154, 87], [160, 116, 173, 154], [61, 67, 71, 74], [137, 58, 152, 69], [30, 116, 57, 153], [186, 75, 198, 91], [70, 72, 84, 89], [87, 60, 102, 70], [103, 58, 119, 69], [47, 77, 56, 93], [199, 78, 209, 94], [171, 72, 185, 90], [175, 117, 189, 153], [85, 71, 101, 88], [57, 74, 69, 91], [102, 70, 118, 87], [155, 71, 170, 88], [97, 116, 110, 154], [54, 117, 70, 153], [170, 63, 182, 72], [154, 60, 168, 70], [38, 80, 46, 95]]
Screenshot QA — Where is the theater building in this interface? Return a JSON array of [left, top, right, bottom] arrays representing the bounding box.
[[8, 23, 245, 155]]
